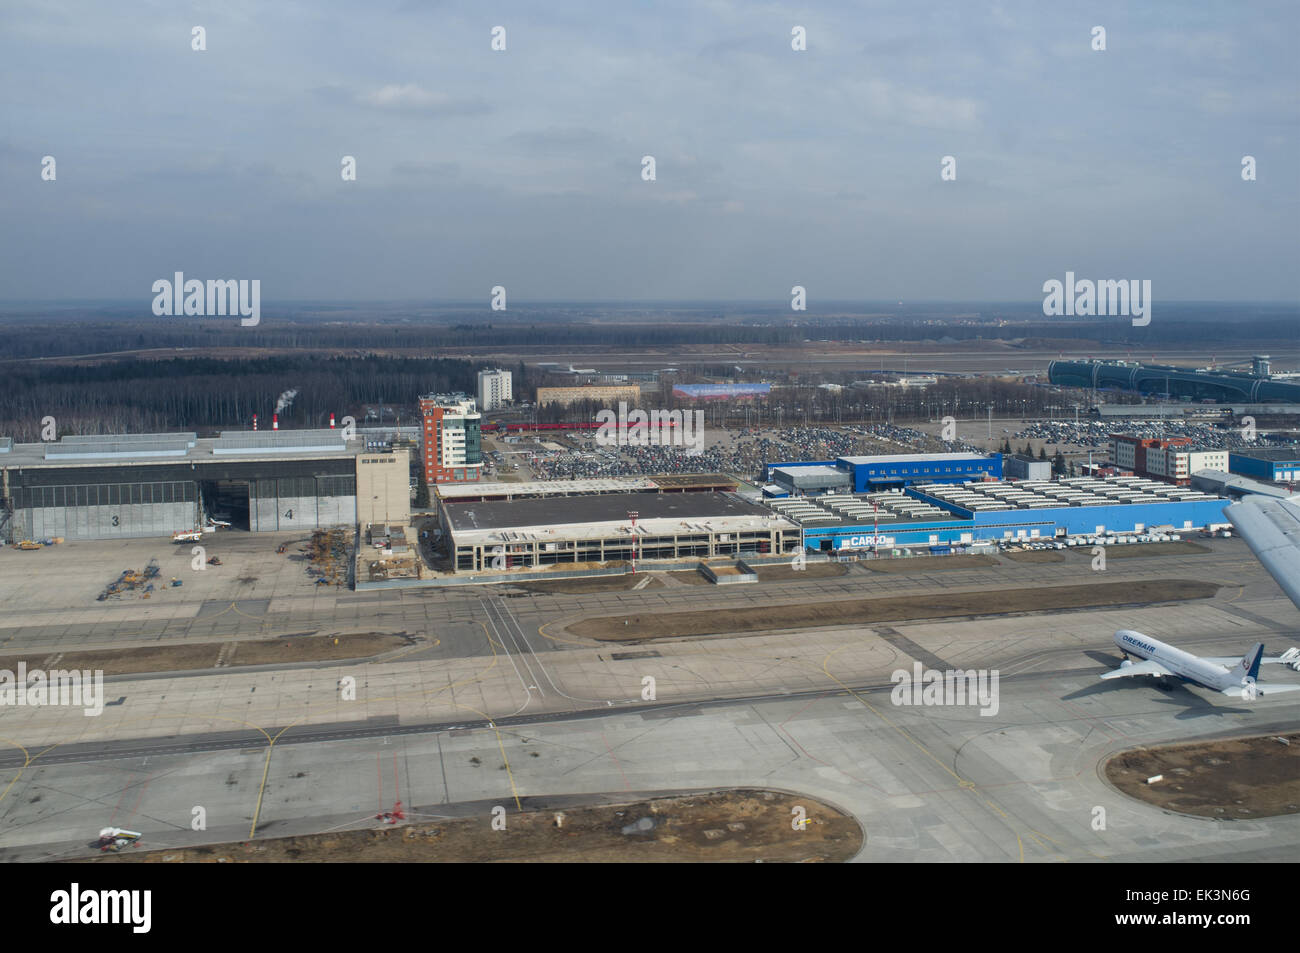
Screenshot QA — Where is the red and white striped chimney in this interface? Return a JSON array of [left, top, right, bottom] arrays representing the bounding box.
[[252, 414, 258, 431], [272, 413, 279, 431], [329, 413, 336, 429]]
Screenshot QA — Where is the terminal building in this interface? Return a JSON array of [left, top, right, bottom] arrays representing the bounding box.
[[0, 430, 409, 542], [1050, 358, 1300, 403]]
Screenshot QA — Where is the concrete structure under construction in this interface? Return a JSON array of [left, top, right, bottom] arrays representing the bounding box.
[[441, 492, 799, 573], [433, 474, 738, 506], [0, 430, 403, 542]]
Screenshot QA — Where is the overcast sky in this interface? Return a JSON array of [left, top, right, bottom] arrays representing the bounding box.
[[2, 0, 1296, 304]]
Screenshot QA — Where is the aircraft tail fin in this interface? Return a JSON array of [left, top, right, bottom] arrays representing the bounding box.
[[1229, 643, 1265, 683]]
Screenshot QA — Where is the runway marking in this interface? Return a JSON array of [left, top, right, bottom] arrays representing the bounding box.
[[536, 620, 595, 648], [1030, 826, 1099, 862], [487, 599, 612, 705], [450, 703, 522, 811], [122, 770, 154, 825], [601, 730, 631, 791], [248, 720, 303, 839], [820, 641, 1087, 863], [821, 644, 966, 785], [0, 737, 32, 811]]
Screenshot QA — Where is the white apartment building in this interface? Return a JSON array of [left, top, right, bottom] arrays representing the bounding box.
[[476, 369, 513, 412], [1145, 447, 1229, 483]]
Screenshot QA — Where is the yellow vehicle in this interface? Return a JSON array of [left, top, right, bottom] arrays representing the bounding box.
[[16, 540, 42, 550]]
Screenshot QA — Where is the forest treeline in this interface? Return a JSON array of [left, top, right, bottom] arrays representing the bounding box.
[[0, 313, 1294, 361], [0, 355, 491, 440], [0, 346, 1101, 440]]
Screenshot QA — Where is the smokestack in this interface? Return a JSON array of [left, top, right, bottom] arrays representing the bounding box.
[[273, 413, 279, 431], [252, 414, 258, 432], [329, 413, 336, 429]]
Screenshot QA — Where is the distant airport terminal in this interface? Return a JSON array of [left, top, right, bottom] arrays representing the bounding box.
[[1049, 357, 1300, 403]]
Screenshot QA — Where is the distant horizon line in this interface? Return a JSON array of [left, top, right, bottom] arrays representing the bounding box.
[[1, 298, 1296, 310]]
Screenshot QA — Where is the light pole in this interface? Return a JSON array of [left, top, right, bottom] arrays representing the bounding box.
[[627, 511, 638, 574]]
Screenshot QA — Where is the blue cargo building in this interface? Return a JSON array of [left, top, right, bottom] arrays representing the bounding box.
[[766, 453, 1001, 495], [837, 453, 1000, 491], [1229, 449, 1300, 483], [785, 476, 1229, 552]]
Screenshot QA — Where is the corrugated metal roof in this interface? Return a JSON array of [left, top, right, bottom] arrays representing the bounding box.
[[213, 431, 347, 454], [45, 439, 191, 459]]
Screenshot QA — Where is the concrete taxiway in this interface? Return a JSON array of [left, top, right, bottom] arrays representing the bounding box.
[[1, 535, 1298, 861]]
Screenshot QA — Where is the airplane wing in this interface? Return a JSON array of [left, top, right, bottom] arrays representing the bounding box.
[[1100, 659, 1176, 680], [1224, 497, 1300, 612]]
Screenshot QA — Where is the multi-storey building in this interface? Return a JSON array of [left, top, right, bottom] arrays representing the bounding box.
[[476, 369, 513, 412], [418, 393, 482, 484], [535, 384, 641, 407], [1143, 447, 1228, 484], [1109, 434, 1225, 484], [1109, 434, 1190, 473]]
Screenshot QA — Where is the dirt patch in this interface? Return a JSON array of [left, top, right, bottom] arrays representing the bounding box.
[[0, 632, 411, 677], [709, 564, 745, 576], [569, 580, 1219, 642], [513, 575, 665, 594], [87, 789, 861, 863], [863, 554, 999, 573], [668, 570, 714, 586], [755, 563, 848, 581], [1104, 733, 1300, 818], [1002, 550, 1067, 563], [1072, 541, 1210, 559]]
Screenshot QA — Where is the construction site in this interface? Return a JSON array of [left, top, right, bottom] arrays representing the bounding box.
[[307, 528, 354, 588]]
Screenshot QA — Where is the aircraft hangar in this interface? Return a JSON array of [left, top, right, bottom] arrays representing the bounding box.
[[0, 430, 404, 542]]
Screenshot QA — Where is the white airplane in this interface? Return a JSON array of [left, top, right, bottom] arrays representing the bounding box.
[[1099, 494, 1300, 697], [1100, 630, 1300, 696]]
